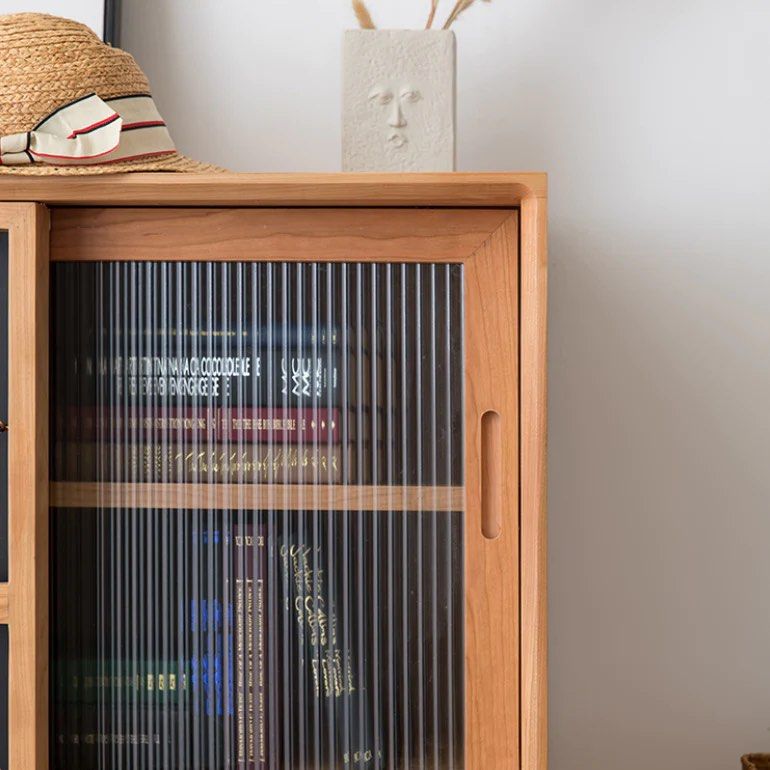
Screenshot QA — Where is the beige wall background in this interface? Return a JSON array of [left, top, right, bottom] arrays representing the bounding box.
[[121, 1, 770, 767]]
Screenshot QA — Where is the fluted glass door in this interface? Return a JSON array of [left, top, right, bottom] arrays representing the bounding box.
[[50, 261, 465, 770]]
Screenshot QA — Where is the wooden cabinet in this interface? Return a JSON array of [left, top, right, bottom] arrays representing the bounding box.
[[0, 173, 547, 770]]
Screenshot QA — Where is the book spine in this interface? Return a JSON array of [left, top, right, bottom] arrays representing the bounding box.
[[55, 443, 345, 484], [95, 352, 341, 406], [99, 324, 342, 350], [280, 526, 382, 768], [54, 705, 170, 767], [231, 522, 267, 770], [71, 406, 341, 444], [186, 596, 233, 720], [60, 659, 189, 705], [185, 522, 225, 724]]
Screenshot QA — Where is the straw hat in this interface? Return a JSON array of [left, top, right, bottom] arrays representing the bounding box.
[[0, 13, 222, 174]]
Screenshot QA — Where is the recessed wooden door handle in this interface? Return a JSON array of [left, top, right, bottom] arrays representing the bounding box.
[[480, 410, 502, 540]]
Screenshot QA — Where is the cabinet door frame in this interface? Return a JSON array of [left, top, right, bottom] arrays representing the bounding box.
[[0, 173, 547, 770], [0, 203, 50, 770], [48, 203, 540, 769]]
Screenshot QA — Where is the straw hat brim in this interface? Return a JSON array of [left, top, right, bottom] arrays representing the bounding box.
[[0, 14, 224, 175], [0, 151, 225, 175]]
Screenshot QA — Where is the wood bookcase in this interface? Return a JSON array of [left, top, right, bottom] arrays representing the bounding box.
[[0, 172, 547, 770]]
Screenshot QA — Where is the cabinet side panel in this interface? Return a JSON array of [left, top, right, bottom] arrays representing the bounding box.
[[520, 196, 547, 770], [7, 204, 49, 770], [464, 214, 520, 768]]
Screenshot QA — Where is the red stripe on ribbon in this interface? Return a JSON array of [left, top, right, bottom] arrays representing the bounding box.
[[66, 112, 120, 139], [122, 120, 167, 130], [30, 142, 121, 161]]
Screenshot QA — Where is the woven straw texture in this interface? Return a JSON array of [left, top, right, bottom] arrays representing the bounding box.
[[743, 756, 770, 770], [0, 13, 222, 174]]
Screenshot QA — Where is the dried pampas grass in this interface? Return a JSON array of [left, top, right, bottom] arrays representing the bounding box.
[[425, 0, 439, 29], [352, 0, 490, 32], [442, 0, 491, 29], [352, 0, 376, 29]]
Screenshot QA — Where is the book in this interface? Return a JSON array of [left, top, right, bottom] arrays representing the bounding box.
[[279, 521, 383, 768], [70, 406, 341, 444], [230, 522, 267, 769], [59, 659, 189, 704], [98, 323, 342, 350], [51, 511, 261, 769], [54, 442, 345, 483], [99, 352, 341, 405]]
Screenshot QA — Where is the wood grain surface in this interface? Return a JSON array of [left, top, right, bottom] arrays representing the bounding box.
[[0, 171, 546, 207], [464, 212, 521, 769], [519, 194, 549, 770], [2, 203, 50, 770], [0, 172, 548, 770], [50, 482, 464, 513], [50, 207, 512, 262]]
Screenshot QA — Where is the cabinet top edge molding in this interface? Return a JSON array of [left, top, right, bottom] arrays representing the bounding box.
[[0, 171, 546, 207]]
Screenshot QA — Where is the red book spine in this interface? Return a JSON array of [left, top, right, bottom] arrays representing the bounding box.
[[71, 406, 340, 444]]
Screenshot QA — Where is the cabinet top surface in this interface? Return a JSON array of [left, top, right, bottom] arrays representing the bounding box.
[[0, 171, 546, 207]]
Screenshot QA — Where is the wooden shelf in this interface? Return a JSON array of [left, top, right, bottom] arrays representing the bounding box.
[[49, 481, 464, 512], [0, 583, 8, 624], [0, 172, 546, 207]]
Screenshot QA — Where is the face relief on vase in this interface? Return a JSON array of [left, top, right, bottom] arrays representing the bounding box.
[[342, 30, 456, 172]]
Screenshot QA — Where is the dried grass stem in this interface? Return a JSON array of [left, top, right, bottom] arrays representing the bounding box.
[[352, 0, 376, 29], [351, 0, 489, 33], [426, 0, 439, 29], [442, 0, 486, 29]]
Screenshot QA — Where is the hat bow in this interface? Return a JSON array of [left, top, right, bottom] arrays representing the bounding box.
[[0, 93, 176, 167]]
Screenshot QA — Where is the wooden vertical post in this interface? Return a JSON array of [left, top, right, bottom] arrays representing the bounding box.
[[4, 203, 49, 770], [464, 213, 520, 768], [519, 193, 548, 770]]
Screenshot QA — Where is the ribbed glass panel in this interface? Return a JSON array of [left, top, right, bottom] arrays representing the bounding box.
[[50, 261, 464, 769]]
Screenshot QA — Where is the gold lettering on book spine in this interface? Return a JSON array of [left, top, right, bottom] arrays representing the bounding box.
[[280, 542, 355, 700]]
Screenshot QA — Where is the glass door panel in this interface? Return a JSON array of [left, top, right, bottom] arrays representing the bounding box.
[[50, 261, 465, 769]]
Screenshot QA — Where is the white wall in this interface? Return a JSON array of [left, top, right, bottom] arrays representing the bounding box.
[[121, 2, 770, 767], [0, 0, 103, 37]]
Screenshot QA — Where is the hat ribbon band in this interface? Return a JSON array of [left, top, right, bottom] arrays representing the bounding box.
[[0, 93, 176, 166]]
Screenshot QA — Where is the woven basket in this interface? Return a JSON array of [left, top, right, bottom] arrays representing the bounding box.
[[742, 755, 770, 769]]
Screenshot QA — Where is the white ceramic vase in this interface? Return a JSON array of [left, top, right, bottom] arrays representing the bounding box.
[[342, 29, 456, 172]]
